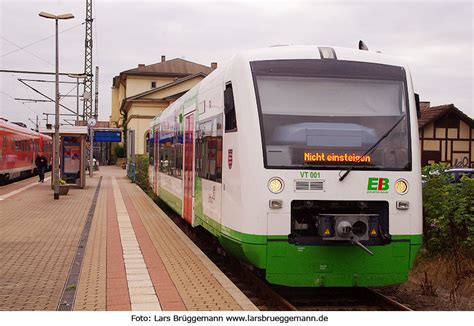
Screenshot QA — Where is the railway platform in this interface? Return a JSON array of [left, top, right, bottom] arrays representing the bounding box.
[[0, 166, 257, 311]]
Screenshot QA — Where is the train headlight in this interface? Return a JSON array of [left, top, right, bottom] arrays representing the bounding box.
[[395, 178, 409, 195], [268, 177, 284, 194]]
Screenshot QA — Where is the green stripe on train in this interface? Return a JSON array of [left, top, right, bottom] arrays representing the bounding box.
[[197, 214, 422, 286], [158, 187, 182, 216]]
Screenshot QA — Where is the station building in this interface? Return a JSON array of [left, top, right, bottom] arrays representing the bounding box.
[[418, 102, 474, 167], [110, 56, 216, 155]]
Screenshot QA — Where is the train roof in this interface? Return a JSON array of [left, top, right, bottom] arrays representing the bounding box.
[[0, 119, 52, 140], [150, 44, 411, 128], [237, 44, 408, 68]]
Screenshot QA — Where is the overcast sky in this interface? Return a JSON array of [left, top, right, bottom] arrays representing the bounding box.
[[0, 0, 472, 129]]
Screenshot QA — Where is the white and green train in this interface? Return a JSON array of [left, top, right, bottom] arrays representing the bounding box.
[[149, 45, 422, 287]]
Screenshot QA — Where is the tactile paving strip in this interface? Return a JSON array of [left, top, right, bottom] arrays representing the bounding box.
[[74, 177, 107, 311]]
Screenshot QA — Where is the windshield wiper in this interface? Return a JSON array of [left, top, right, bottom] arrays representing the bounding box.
[[338, 113, 407, 182]]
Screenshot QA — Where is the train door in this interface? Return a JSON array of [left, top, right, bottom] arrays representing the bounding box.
[[0, 135, 5, 171], [153, 125, 159, 195], [183, 113, 195, 224]]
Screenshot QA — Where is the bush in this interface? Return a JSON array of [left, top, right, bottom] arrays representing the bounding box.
[[422, 163, 474, 302], [135, 154, 152, 193], [422, 163, 474, 257], [114, 144, 125, 158]]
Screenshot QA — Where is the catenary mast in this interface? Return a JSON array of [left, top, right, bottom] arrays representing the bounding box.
[[83, 0, 93, 121]]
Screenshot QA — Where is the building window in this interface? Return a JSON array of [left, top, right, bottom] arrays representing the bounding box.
[[151, 81, 156, 88]]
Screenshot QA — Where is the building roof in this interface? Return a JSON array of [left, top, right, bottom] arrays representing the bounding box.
[[113, 58, 214, 87], [118, 72, 206, 115], [39, 126, 88, 135], [126, 72, 206, 101], [418, 104, 474, 128], [113, 58, 214, 88]]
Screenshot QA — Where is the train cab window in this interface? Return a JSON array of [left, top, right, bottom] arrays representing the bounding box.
[[224, 83, 237, 132]]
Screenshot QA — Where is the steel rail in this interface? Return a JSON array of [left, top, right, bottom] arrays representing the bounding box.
[[367, 288, 413, 311]]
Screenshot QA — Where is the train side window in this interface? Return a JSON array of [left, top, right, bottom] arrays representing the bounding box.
[[195, 115, 223, 183], [158, 117, 183, 179], [224, 83, 237, 132]]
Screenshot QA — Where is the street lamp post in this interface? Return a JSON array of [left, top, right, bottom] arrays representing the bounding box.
[[39, 11, 74, 200]]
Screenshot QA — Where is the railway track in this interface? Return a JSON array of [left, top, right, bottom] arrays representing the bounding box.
[[155, 197, 412, 311], [275, 286, 412, 311]]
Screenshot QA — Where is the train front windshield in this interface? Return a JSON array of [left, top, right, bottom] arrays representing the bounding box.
[[251, 60, 411, 170]]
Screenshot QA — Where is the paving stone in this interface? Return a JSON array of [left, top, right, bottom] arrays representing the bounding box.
[[126, 272, 152, 281], [124, 258, 146, 264], [123, 254, 143, 259], [131, 302, 161, 311], [128, 280, 154, 288], [129, 287, 156, 295], [124, 263, 147, 269], [130, 294, 159, 304], [126, 268, 149, 275]]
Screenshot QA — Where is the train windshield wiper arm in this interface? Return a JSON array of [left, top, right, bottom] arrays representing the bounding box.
[[339, 113, 407, 182]]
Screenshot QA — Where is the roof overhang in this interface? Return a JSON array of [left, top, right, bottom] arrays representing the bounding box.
[[39, 126, 88, 135]]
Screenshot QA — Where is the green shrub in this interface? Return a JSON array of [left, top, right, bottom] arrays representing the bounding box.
[[135, 155, 151, 192], [422, 163, 474, 257], [114, 144, 125, 158]]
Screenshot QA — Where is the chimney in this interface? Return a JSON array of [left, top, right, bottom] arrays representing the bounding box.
[[161, 55, 166, 62], [211, 62, 217, 69], [138, 64, 145, 68], [420, 101, 430, 110]]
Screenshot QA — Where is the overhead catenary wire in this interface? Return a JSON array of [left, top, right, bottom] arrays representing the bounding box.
[[0, 22, 85, 58], [60, 83, 79, 100], [17, 79, 77, 116], [0, 36, 54, 66], [0, 90, 38, 115]]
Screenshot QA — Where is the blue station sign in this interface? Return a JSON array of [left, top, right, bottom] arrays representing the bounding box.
[[94, 130, 122, 142]]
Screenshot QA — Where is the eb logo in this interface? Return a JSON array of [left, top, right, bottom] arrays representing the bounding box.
[[367, 177, 389, 192]]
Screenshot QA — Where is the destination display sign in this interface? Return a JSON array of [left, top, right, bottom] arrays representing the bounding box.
[[304, 152, 372, 163]]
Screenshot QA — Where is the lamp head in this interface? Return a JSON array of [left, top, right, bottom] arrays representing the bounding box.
[[39, 12, 74, 20]]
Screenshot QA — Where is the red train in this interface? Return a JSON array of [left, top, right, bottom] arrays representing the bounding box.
[[0, 119, 53, 184]]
